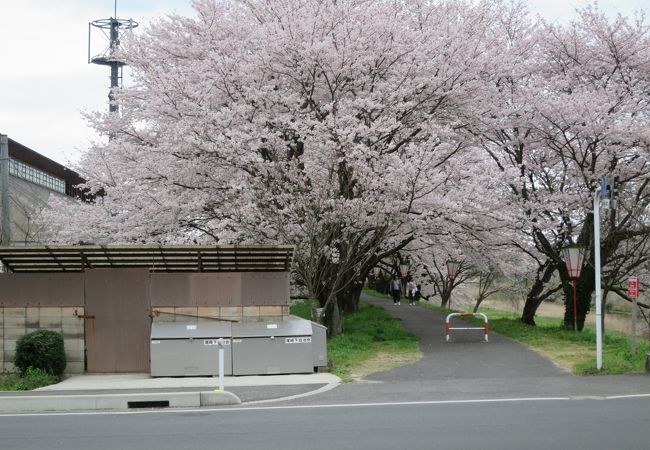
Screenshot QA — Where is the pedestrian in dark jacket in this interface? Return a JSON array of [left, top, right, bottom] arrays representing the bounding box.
[[390, 275, 401, 305]]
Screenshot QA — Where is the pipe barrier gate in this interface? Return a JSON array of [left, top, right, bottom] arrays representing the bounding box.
[[445, 312, 488, 342]]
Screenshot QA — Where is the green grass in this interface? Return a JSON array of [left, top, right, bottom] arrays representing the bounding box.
[[291, 298, 419, 381], [0, 373, 22, 391], [362, 287, 391, 299], [289, 298, 313, 320], [0, 367, 60, 391]]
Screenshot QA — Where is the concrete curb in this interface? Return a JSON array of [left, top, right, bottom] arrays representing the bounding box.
[[0, 390, 241, 413], [245, 381, 340, 405]]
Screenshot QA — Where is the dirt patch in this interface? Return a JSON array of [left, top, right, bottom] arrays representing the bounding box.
[[349, 350, 422, 380], [523, 342, 586, 374]]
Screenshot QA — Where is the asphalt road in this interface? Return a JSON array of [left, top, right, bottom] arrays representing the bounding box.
[[1, 396, 648, 450]]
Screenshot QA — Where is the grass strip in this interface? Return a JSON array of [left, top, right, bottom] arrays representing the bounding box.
[[471, 308, 649, 375], [0, 368, 60, 391], [290, 299, 419, 381]]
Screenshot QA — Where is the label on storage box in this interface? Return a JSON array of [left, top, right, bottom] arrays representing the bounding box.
[[203, 339, 231, 346], [285, 337, 311, 344]]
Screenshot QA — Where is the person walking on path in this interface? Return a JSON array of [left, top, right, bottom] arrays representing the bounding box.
[[406, 280, 415, 305], [390, 275, 402, 305], [408, 281, 420, 305]]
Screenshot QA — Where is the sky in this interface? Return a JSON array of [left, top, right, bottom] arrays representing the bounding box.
[[0, 0, 647, 168]]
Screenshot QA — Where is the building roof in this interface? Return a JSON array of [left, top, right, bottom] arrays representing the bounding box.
[[8, 137, 85, 186], [0, 245, 294, 273]]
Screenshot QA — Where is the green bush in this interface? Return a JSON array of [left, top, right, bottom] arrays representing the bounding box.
[[13, 367, 60, 391], [14, 329, 66, 376]]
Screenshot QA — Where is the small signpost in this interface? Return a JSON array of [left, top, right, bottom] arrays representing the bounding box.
[[217, 338, 226, 391], [628, 278, 639, 354], [627, 277, 639, 299]]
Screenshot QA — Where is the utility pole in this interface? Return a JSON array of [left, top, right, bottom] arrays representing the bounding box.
[[0, 134, 10, 246], [593, 175, 618, 370], [593, 186, 603, 370]]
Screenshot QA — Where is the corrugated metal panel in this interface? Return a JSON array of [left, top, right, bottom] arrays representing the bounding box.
[[84, 268, 151, 373], [149, 273, 191, 306], [0, 273, 84, 306], [150, 272, 288, 307], [150, 273, 240, 307], [241, 272, 289, 306], [191, 273, 241, 307]]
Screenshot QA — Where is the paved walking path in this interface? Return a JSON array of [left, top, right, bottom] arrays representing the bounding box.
[[361, 292, 566, 382]]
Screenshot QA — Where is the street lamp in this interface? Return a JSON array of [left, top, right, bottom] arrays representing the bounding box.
[[562, 244, 586, 331], [399, 264, 409, 278], [446, 260, 461, 280]]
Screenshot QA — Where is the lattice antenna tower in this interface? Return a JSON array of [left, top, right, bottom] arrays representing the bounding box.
[[88, 1, 138, 113]]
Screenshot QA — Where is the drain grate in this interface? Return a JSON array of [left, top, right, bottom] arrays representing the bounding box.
[[127, 400, 170, 409]]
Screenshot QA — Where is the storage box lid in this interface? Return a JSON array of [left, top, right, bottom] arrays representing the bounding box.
[[232, 317, 312, 338], [151, 321, 232, 339]]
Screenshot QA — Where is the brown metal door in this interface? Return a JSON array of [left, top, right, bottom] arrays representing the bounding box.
[[84, 268, 151, 372]]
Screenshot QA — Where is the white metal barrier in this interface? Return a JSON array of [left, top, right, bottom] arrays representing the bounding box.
[[445, 312, 488, 342]]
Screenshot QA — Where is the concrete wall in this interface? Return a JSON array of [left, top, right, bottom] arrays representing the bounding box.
[[6, 176, 62, 246], [1, 306, 85, 374]]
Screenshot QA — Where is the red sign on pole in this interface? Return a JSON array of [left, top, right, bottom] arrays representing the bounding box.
[[627, 277, 639, 299]]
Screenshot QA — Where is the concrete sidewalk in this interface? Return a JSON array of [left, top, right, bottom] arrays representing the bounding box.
[[0, 372, 341, 413], [36, 372, 340, 391]]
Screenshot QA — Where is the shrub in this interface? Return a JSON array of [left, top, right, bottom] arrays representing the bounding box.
[[13, 367, 60, 391], [14, 330, 66, 376]]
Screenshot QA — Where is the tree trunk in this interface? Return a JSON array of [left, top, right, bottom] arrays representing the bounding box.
[[339, 277, 364, 314], [521, 292, 543, 325], [318, 290, 343, 336], [561, 280, 576, 330], [521, 262, 556, 325], [440, 288, 450, 308], [328, 300, 342, 336]]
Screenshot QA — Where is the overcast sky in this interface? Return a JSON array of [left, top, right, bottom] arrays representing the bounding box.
[[1, 0, 647, 167]]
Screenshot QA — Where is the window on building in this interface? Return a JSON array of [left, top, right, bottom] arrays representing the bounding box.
[[9, 158, 66, 194]]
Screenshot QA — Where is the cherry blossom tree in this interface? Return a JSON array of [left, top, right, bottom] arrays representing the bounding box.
[[472, 5, 650, 329], [47, 0, 650, 336], [48, 0, 520, 335]]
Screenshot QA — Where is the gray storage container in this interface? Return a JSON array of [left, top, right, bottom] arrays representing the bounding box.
[[311, 321, 328, 369], [231, 317, 313, 375], [150, 322, 232, 377]]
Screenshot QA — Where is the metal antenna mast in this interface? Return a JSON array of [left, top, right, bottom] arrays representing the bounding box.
[[88, 1, 138, 113]]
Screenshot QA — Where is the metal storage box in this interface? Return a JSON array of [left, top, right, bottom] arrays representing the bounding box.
[[150, 322, 232, 377], [231, 317, 314, 375], [311, 322, 328, 369]]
